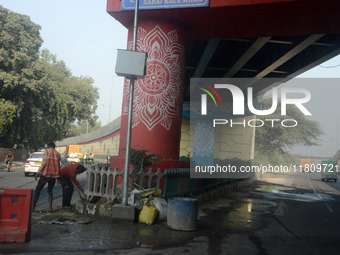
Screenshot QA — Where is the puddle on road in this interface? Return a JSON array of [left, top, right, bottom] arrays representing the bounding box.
[[255, 184, 293, 193], [254, 184, 334, 202], [201, 183, 334, 234], [201, 198, 276, 232], [220, 198, 276, 230]]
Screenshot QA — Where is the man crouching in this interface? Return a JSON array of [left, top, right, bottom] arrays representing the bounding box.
[[60, 163, 86, 208]]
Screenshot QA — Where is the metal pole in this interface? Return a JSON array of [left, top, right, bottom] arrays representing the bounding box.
[[108, 76, 114, 123], [337, 118, 340, 151], [121, 0, 140, 206], [132, 0, 139, 52]]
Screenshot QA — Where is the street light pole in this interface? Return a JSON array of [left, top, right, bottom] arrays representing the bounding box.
[[337, 118, 340, 152], [108, 75, 115, 124], [121, 0, 140, 206]]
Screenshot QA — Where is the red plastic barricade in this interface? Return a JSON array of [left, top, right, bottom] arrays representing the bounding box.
[[0, 188, 32, 242]]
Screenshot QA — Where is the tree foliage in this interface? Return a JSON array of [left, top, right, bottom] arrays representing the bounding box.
[[0, 6, 99, 148], [255, 98, 323, 157], [0, 98, 16, 134], [67, 119, 102, 137]]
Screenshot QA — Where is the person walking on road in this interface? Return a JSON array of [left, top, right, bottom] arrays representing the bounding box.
[[4, 149, 14, 172], [60, 163, 86, 208], [32, 142, 61, 212]]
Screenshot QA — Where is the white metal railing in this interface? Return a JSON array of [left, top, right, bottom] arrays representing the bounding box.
[[84, 164, 164, 202]]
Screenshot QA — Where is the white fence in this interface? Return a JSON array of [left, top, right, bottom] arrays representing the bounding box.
[[84, 164, 164, 202]]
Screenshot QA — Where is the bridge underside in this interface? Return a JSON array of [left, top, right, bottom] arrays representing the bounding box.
[[184, 33, 340, 99], [108, 0, 340, 98], [107, 0, 340, 165]]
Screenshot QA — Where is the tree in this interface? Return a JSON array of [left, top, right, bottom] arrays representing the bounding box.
[[0, 98, 16, 134], [255, 98, 323, 157], [0, 6, 99, 148], [0, 6, 43, 147], [12, 49, 99, 148], [66, 119, 102, 137]]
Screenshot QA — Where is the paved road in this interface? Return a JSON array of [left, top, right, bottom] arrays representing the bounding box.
[[1, 169, 340, 254], [252, 171, 340, 255], [0, 162, 87, 208]]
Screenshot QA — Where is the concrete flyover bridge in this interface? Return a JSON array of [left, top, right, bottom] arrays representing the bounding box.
[[106, 0, 340, 169]]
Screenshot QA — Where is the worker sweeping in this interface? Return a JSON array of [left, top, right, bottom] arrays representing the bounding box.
[[59, 163, 86, 208]]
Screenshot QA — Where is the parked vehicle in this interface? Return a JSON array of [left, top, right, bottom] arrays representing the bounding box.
[[321, 160, 338, 182], [24, 152, 44, 177]]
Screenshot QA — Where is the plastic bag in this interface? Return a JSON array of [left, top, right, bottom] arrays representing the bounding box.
[[128, 189, 140, 206], [138, 204, 158, 225], [151, 197, 167, 221]]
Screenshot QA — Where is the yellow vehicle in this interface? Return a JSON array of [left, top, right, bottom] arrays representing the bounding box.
[[66, 144, 84, 163], [300, 158, 312, 172], [67, 144, 80, 155]]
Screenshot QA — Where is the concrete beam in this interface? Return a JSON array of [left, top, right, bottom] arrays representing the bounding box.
[[255, 34, 324, 78], [224, 37, 271, 77], [255, 47, 340, 95], [193, 39, 221, 77]]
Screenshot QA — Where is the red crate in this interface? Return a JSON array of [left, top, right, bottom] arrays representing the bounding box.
[[0, 188, 32, 242]]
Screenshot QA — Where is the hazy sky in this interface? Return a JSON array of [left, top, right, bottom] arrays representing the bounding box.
[[1, 0, 127, 125], [1, 1, 340, 157], [265, 78, 340, 158]]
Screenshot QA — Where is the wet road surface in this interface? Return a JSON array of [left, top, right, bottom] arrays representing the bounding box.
[[1, 171, 340, 254]]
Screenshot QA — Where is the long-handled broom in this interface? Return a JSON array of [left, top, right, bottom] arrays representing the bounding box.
[[77, 187, 90, 218]]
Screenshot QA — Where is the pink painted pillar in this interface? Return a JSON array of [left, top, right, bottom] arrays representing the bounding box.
[[118, 19, 186, 160]]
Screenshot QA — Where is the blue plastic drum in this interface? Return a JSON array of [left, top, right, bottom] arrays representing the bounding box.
[[167, 197, 198, 231]]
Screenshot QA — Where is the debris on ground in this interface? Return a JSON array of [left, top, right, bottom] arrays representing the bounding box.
[[32, 207, 92, 225], [39, 217, 91, 225]]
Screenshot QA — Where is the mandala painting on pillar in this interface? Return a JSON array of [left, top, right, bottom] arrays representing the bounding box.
[[123, 25, 185, 131]]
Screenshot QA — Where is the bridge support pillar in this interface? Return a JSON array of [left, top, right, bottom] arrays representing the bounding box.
[[118, 19, 186, 161]]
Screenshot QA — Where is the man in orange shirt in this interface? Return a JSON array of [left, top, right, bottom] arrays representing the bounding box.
[[60, 163, 86, 208], [32, 142, 61, 212]]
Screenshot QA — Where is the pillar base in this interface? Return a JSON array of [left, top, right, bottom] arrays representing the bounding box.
[[112, 204, 136, 221]]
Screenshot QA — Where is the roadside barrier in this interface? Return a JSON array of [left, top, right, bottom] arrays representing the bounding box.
[[84, 164, 164, 202], [0, 188, 32, 243], [84, 165, 248, 203]]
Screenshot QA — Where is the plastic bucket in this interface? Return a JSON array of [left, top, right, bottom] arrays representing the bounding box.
[[167, 197, 198, 231]]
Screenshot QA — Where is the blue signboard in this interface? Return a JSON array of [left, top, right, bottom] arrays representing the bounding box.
[[121, 0, 209, 11]]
